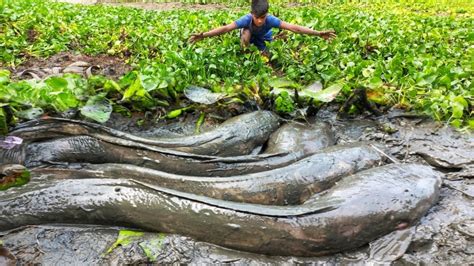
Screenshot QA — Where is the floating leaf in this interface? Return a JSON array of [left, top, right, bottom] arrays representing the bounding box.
[[184, 86, 226, 105]]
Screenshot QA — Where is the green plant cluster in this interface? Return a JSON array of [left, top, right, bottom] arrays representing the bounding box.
[[0, 0, 472, 129]]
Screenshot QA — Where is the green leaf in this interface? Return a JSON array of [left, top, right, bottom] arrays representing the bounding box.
[[195, 112, 206, 134], [275, 91, 295, 113], [45, 77, 68, 90], [468, 119, 474, 130], [0, 167, 30, 191], [0, 70, 10, 85], [268, 78, 299, 89], [0, 108, 8, 135], [450, 118, 462, 128], [453, 95, 468, 108], [106, 230, 144, 254], [104, 80, 122, 93], [165, 108, 188, 119], [451, 101, 464, 119], [53, 92, 79, 112]]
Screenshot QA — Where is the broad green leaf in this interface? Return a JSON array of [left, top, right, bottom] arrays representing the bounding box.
[[275, 91, 295, 113], [45, 77, 68, 90], [104, 80, 122, 93], [53, 92, 79, 112], [268, 78, 299, 89], [0, 108, 7, 135], [451, 101, 464, 119], [0, 70, 10, 85], [453, 95, 468, 108]]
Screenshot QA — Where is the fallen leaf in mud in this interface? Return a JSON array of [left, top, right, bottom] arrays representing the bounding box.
[[184, 86, 226, 105], [368, 227, 415, 263], [0, 136, 23, 150]]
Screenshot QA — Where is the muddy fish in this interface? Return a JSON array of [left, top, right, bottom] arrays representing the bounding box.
[[264, 122, 335, 154], [33, 143, 383, 205], [11, 111, 281, 156], [1, 133, 339, 177], [0, 163, 441, 256]]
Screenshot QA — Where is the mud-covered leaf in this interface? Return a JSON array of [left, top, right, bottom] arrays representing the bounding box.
[[16, 107, 44, 120], [305, 81, 323, 92], [303, 83, 343, 102], [0, 136, 23, 149], [138, 233, 167, 262], [80, 95, 112, 123], [184, 86, 226, 105]]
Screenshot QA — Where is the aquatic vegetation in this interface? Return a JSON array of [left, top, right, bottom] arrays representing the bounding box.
[[0, 0, 472, 128]]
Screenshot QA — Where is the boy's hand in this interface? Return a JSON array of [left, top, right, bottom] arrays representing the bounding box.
[[318, 30, 336, 41], [189, 33, 205, 43]]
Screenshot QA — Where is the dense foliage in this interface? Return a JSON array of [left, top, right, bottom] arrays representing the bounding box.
[[0, 0, 472, 130]]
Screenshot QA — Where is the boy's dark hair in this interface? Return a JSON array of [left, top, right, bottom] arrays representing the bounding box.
[[251, 0, 269, 17]]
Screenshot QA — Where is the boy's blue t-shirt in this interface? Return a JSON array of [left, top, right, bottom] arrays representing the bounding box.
[[235, 14, 281, 50]]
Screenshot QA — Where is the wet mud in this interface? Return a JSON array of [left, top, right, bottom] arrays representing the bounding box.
[[0, 106, 472, 264], [10, 52, 132, 80]]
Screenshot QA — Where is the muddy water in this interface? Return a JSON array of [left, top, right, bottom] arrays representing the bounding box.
[[1, 107, 472, 264]]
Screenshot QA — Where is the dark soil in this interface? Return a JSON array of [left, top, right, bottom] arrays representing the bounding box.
[[10, 51, 132, 80]]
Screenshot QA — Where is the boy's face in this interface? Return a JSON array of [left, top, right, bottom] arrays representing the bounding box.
[[251, 13, 267, 27]]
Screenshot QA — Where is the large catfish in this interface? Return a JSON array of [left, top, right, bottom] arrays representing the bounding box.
[[32, 143, 383, 205], [0, 163, 441, 256], [0, 129, 337, 177], [10, 111, 280, 156]]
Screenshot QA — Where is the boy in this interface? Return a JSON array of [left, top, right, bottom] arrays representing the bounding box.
[[189, 0, 336, 53]]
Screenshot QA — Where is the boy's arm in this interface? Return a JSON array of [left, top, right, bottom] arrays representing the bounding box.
[[279, 21, 336, 40], [189, 22, 238, 43]]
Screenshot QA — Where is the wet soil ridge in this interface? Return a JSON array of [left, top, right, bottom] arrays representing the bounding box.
[[0, 109, 472, 263]]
